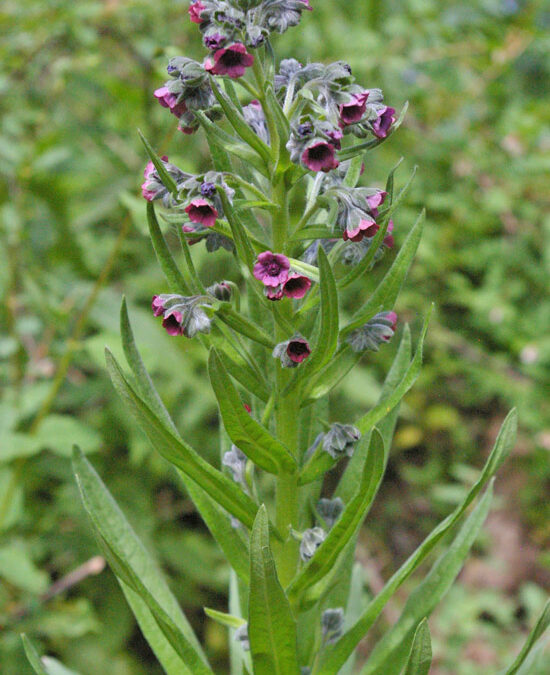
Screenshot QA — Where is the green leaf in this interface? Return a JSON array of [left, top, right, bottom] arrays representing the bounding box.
[[72, 447, 212, 675], [303, 346, 361, 404], [105, 348, 258, 529], [503, 599, 550, 674], [146, 201, 190, 294], [137, 130, 178, 197], [21, 634, 48, 675], [342, 209, 425, 336], [121, 581, 185, 675], [208, 349, 296, 474], [210, 79, 272, 165], [288, 430, 384, 601], [402, 619, 432, 675], [354, 309, 431, 436], [204, 607, 246, 629], [289, 246, 339, 395], [0, 541, 48, 594], [216, 347, 270, 402], [248, 506, 300, 675], [361, 484, 493, 674], [298, 448, 338, 486], [42, 658, 82, 675], [216, 303, 274, 349], [385, 157, 405, 204], [343, 155, 365, 188], [217, 188, 256, 269], [317, 409, 516, 674]]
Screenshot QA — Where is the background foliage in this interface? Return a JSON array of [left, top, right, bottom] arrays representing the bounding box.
[[1, 0, 548, 672]]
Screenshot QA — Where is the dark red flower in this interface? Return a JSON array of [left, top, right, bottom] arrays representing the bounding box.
[[372, 106, 396, 138], [283, 273, 311, 299], [339, 91, 369, 126], [184, 199, 218, 228], [204, 43, 254, 79], [287, 337, 311, 363], [154, 87, 187, 117], [301, 141, 339, 172]]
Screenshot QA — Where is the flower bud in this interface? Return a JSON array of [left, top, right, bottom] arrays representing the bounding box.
[[321, 608, 344, 644], [317, 497, 344, 529], [299, 527, 326, 562], [322, 423, 361, 459], [234, 623, 250, 651], [346, 311, 397, 353], [206, 281, 232, 301], [222, 445, 247, 487], [151, 294, 213, 338]]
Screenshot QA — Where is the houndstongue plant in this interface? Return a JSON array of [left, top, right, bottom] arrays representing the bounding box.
[[24, 2, 550, 674]]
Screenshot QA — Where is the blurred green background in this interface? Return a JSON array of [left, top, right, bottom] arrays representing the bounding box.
[[1, 0, 549, 672]]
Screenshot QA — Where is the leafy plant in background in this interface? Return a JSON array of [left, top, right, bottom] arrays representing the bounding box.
[[18, 1, 549, 673]]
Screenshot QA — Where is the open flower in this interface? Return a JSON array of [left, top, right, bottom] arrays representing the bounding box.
[[253, 251, 290, 287], [205, 43, 254, 79], [153, 87, 187, 117], [301, 141, 339, 172], [283, 273, 311, 298], [339, 91, 369, 126], [273, 334, 311, 367], [372, 106, 396, 138], [188, 0, 205, 23], [184, 198, 218, 228], [342, 217, 379, 242]]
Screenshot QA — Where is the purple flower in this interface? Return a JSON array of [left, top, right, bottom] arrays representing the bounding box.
[[342, 218, 379, 242], [205, 43, 254, 79], [151, 295, 165, 317], [253, 251, 290, 287], [287, 336, 311, 363], [204, 33, 226, 50], [162, 311, 185, 336], [141, 161, 157, 201], [339, 91, 369, 126], [153, 87, 187, 117], [372, 106, 396, 138], [366, 190, 387, 212], [178, 123, 197, 135], [184, 198, 218, 228], [326, 127, 343, 150], [188, 1, 205, 24], [301, 141, 339, 173], [200, 181, 217, 198], [264, 285, 284, 301], [283, 273, 311, 299], [384, 220, 395, 248], [301, 0, 313, 9]]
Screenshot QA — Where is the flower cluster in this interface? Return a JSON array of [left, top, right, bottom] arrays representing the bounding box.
[[253, 251, 311, 300], [151, 294, 213, 337], [141, 156, 191, 206]]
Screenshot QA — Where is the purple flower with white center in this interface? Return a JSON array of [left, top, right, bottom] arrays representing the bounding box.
[[339, 91, 369, 126], [372, 106, 396, 138], [204, 43, 254, 79], [301, 141, 339, 173], [283, 273, 311, 299], [300, 527, 326, 562], [346, 310, 397, 352], [153, 87, 187, 117], [184, 198, 218, 228], [188, 0, 205, 23], [253, 251, 290, 287]]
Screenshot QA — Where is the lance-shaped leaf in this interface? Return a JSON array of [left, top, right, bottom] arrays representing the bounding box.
[[72, 448, 211, 675], [303, 346, 361, 405], [248, 506, 300, 675], [216, 348, 270, 403], [292, 246, 338, 390], [106, 348, 258, 529], [354, 309, 431, 436], [402, 619, 432, 675], [204, 607, 246, 629], [196, 111, 267, 174], [146, 201, 190, 295], [341, 209, 424, 337], [361, 484, 493, 674], [288, 430, 384, 602], [317, 409, 517, 674], [21, 635, 48, 675], [210, 79, 272, 166], [217, 188, 256, 269], [138, 129, 178, 197], [208, 349, 296, 474], [216, 303, 274, 349], [343, 155, 365, 188], [503, 599, 550, 675]]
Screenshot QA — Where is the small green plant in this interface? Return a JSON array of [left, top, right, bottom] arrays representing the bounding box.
[[22, 1, 549, 672]]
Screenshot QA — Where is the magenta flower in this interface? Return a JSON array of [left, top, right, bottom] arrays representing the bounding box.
[[162, 312, 184, 336], [301, 0, 313, 9], [283, 273, 311, 299], [151, 295, 165, 317], [204, 43, 254, 79], [178, 123, 197, 135], [184, 199, 219, 228], [386, 311, 398, 334], [301, 141, 339, 172], [343, 218, 379, 242], [141, 161, 157, 201], [372, 106, 396, 138], [254, 251, 290, 288], [339, 91, 369, 126], [188, 0, 205, 23], [265, 285, 284, 301], [366, 190, 387, 213], [287, 337, 311, 363], [154, 87, 187, 117]]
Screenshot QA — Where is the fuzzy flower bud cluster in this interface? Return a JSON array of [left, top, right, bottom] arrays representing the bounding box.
[[151, 294, 213, 337], [346, 311, 397, 353]]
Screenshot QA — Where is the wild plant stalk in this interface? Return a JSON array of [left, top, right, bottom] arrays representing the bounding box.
[[23, 1, 549, 673]]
